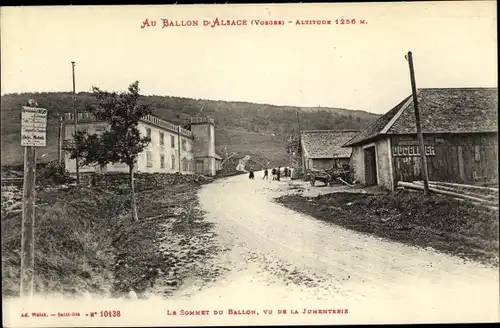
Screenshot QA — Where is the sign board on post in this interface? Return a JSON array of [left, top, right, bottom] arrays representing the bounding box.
[[21, 106, 47, 147]]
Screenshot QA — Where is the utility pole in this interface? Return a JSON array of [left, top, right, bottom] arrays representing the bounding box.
[[296, 111, 302, 170], [178, 127, 182, 173], [296, 111, 302, 132], [406, 51, 430, 196], [72, 61, 80, 185], [57, 114, 63, 168]]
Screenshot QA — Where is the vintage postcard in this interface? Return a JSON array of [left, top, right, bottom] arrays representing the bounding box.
[[1, 1, 498, 327]]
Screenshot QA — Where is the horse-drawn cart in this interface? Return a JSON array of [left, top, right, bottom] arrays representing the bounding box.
[[307, 167, 350, 186]]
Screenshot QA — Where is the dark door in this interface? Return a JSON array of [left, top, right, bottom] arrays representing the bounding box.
[[364, 146, 377, 186], [195, 160, 204, 174]]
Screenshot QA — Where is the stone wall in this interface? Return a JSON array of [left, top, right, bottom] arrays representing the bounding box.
[[89, 172, 213, 193], [350, 146, 365, 184], [375, 138, 394, 190]]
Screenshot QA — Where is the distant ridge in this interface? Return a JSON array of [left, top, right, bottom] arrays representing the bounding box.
[[1, 92, 379, 168]]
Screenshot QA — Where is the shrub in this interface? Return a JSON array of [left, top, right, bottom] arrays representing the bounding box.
[[36, 161, 72, 185]]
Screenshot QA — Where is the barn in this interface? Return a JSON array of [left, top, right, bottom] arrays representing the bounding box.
[[343, 88, 498, 190], [300, 130, 359, 171]]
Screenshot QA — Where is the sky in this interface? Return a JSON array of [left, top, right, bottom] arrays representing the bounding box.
[[1, 2, 497, 114]]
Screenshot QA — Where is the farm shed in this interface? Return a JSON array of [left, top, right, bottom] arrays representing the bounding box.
[[300, 130, 359, 171], [343, 88, 498, 190]]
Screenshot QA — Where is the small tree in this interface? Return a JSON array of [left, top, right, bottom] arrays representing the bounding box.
[[70, 81, 152, 221]]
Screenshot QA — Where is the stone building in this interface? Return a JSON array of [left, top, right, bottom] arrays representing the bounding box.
[[63, 113, 221, 176], [300, 130, 359, 171], [186, 116, 222, 175], [343, 88, 498, 190]]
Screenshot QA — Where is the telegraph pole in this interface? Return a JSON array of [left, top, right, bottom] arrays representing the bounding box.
[[57, 114, 63, 168], [72, 61, 80, 185], [406, 51, 430, 196], [296, 111, 302, 132], [296, 111, 302, 170]]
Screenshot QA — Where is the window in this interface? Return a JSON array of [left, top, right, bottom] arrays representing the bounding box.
[[95, 126, 106, 133], [181, 139, 187, 151], [171, 135, 175, 148], [171, 155, 176, 169], [159, 132, 164, 146], [182, 158, 188, 171], [160, 154, 165, 168], [474, 145, 481, 162], [146, 128, 152, 139], [146, 151, 153, 168]]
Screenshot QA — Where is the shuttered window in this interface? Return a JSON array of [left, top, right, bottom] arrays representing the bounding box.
[[474, 145, 481, 162]]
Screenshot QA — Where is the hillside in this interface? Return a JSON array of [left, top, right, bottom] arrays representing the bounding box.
[[1, 92, 379, 168]]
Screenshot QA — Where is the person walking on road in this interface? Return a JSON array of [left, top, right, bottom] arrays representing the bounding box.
[[277, 166, 281, 181], [249, 167, 255, 179], [263, 168, 269, 180], [271, 168, 277, 180]]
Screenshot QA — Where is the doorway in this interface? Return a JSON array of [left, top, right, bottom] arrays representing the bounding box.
[[195, 160, 204, 175], [364, 146, 378, 186]]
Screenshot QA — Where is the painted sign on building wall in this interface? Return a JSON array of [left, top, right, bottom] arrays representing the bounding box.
[[21, 106, 47, 147], [392, 135, 436, 157], [392, 145, 436, 157]]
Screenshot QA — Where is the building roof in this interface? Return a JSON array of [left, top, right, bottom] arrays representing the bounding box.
[[141, 114, 193, 139], [300, 130, 359, 159], [343, 88, 498, 147], [63, 112, 203, 139]]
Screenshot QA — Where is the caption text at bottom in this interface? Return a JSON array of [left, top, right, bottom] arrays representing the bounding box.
[[20, 308, 349, 319], [168, 308, 349, 316]]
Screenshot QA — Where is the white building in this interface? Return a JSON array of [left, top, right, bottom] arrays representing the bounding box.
[[63, 113, 221, 176]]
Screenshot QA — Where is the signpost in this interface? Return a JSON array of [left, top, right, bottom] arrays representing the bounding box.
[[21, 106, 47, 147], [20, 101, 47, 299]]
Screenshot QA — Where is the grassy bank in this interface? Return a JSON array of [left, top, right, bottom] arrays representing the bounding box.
[[2, 186, 127, 297], [275, 190, 499, 266], [1, 175, 221, 299], [112, 182, 223, 298]]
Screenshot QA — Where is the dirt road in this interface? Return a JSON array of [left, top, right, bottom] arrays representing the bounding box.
[[173, 173, 499, 324]]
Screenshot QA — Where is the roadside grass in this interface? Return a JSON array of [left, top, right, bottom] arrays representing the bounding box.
[[1, 175, 219, 299], [111, 183, 199, 296], [112, 182, 221, 298], [1, 187, 128, 298], [275, 190, 499, 266]]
